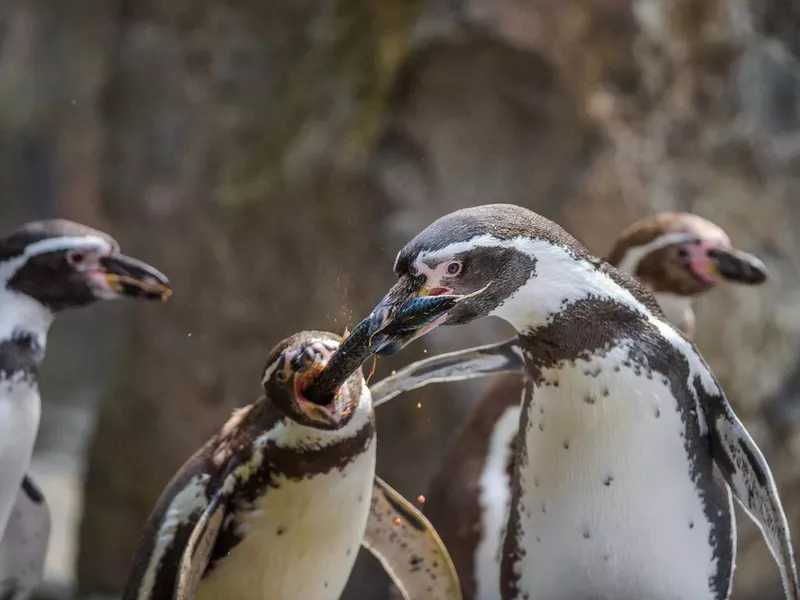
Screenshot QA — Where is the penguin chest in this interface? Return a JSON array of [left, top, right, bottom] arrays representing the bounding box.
[[508, 351, 733, 600], [0, 380, 40, 535], [196, 437, 377, 600]]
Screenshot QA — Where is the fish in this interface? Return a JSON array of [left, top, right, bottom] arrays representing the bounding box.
[[303, 294, 460, 405]]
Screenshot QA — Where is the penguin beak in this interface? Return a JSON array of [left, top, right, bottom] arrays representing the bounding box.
[[363, 274, 460, 356], [96, 254, 172, 301], [290, 343, 349, 427], [706, 248, 768, 285], [295, 376, 342, 427], [302, 276, 460, 405]]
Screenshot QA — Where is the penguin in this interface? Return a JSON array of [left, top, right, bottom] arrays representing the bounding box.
[[122, 330, 461, 600], [419, 212, 770, 600], [350, 204, 798, 600], [0, 219, 171, 600]]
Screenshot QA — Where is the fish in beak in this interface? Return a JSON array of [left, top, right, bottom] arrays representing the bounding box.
[[706, 247, 768, 285], [365, 275, 460, 356], [97, 254, 172, 301], [303, 278, 462, 406]]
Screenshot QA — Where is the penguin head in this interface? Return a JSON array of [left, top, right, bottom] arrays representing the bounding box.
[[361, 206, 770, 354], [362, 204, 603, 349], [0, 219, 171, 313], [608, 212, 768, 297], [261, 331, 365, 431]]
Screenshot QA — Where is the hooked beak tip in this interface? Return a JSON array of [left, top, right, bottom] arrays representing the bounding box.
[[708, 248, 768, 286], [363, 275, 423, 336], [101, 254, 172, 301], [363, 277, 477, 356]]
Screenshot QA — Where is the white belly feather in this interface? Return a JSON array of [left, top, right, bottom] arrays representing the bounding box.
[[0, 379, 40, 538], [513, 347, 730, 600], [476, 405, 519, 600], [196, 437, 377, 600]]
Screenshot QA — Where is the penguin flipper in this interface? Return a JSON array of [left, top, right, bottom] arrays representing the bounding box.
[[362, 476, 461, 600], [0, 475, 50, 600], [708, 399, 800, 600], [370, 338, 522, 407], [174, 492, 226, 600]]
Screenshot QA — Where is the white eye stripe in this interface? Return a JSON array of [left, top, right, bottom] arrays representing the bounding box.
[[23, 235, 113, 259], [395, 236, 491, 273], [412, 261, 437, 278], [616, 233, 701, 275], [0, 235, 115, 286], [415, 235, 507, 264], [262, 348, 299, 385], [261, 360, 280, 385]]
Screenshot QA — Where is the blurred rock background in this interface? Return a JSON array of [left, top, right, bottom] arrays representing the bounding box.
[[1, 0, 800, 598]]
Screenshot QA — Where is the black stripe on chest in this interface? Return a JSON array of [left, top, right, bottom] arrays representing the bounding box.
[[518, 296, 683, 383], [501, 297, 733, 599], [21, 476, 45, 505], [147, 419, 375, 597], [0, 331, 43, 382], [208, 420, 375, 571], [207, 419, 376, 569]]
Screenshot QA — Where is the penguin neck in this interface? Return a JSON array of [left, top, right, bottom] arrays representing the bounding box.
[[487, 241, 694, 340], [612, 248, 697, 339], [266, 387, 374, 450], [0, 288, 52, 385], [652, 292, 695, 338], [490, 241, 650, 334]]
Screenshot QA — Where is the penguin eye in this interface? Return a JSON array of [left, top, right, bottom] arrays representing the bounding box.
[[67, 251, 86, 267], [275, 369, 289, 383], [446, 261, 462, 276]]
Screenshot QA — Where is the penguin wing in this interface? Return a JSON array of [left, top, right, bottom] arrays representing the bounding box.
[[174, 491, 226, 600], [370, 338, 522, 407], [0, 476, 50, 600], [708, 397, 800, 599], [362, 476, 461, 600]]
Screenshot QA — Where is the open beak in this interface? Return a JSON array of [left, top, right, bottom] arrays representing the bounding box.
[[99, 254, 172, 301], [707, 248, 768, 285], [302, 275, 460, 406], [294, 364, 341, 427]]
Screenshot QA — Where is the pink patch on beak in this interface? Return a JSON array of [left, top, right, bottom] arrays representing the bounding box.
[[686, 240, 724, 284], [294, 375, 311, 403], [426, 287, 451, 297]]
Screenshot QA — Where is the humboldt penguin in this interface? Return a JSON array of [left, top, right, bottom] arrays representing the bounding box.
[[421, 212, 769, 600], [351, 204, 797, 600], [122, 329, 461, 600], [0, 219, 171, 599]]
